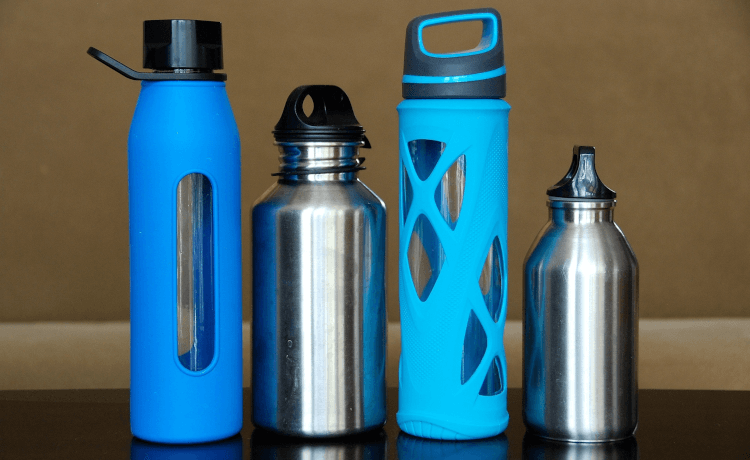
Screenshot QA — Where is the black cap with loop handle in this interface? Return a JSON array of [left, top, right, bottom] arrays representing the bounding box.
[[273, 85, 371, 146], [547, 146, 616, 200], [272, 85, 370, 177], [87, 19, 227, 81], [402, 8, 506, 99]]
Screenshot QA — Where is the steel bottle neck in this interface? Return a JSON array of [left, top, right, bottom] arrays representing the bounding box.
[[547, 199, 616, 224], [276, 142, 363, 182]]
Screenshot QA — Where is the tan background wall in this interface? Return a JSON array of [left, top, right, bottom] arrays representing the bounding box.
[[1, 0, 748, 322]]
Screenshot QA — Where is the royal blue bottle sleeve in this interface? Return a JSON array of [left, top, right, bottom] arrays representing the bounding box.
[[128, 80, 242, 443]]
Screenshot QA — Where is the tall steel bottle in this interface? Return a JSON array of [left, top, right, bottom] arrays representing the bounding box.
[[88, 20, 242, 443], [398, 8, 510, 440], [523, 146, 639, 442], [252, 85, 387, 437]]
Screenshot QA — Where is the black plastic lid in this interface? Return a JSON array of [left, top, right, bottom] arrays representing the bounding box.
[[143, 20, 223, 70], [403, 8, 505, 99], [87, 19, 226, 81], [547, 146, 616, 200], [273, 85, 370, 145]]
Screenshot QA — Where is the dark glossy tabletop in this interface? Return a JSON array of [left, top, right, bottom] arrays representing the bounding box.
[[1, 388, 749, 459]]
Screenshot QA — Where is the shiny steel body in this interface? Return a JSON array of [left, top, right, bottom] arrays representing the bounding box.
[[523, 200, 638, 442], [252, 142, 387, 437]]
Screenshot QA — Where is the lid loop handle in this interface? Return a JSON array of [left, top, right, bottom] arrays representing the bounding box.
[[86, 47, 227, 82]]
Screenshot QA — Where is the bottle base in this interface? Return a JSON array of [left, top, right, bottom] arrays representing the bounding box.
[[131, 427, 242, 445], [252, 421, 386, 439], [397, 413, 509, 440]]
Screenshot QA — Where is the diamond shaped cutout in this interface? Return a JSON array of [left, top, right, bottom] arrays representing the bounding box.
[[408, 139, 446, 181], [407, 215, 444, 301], [479, 237, 504, 323], [402, 164, 413, 224], [461, 310, 487, 384], [479, 356, 504, 396], [434, 154, 465, 230]]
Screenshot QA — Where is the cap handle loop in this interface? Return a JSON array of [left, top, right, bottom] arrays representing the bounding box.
[[86, 47, 227, 82], [273, 85, 368, 144], [417, 11, 499, 59], [402, 8, 506, 98]]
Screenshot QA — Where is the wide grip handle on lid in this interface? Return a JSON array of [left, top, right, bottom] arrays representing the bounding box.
[[87, 47, 227, 81], [402, 8, 506, 99], [273, 85, 370, 146]]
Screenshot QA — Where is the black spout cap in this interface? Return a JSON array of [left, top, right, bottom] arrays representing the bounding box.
[[547, 146, 616, 200], [273, 85, 370, 146], [143, 20, 223, 70]]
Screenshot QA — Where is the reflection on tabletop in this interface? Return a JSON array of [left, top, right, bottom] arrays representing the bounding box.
[[128, 423, 639, 459], [251, 428, 387, 459], [398, 432, 509, 460], [522, 433, 638, 460], [130, 434, 243, 460]]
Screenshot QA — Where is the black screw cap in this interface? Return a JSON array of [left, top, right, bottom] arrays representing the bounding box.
[[273, 85, 368, 145], [547, 146, 616, 200], [143, 20, 223, 71]]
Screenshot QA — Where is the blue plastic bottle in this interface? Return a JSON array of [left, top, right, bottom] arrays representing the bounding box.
[[397, 8, 510, 440], [89, 20, 242, 443]]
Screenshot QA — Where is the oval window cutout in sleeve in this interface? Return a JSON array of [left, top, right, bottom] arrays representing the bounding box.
[[176, 173, 215, 372], [418, 13, 498, 58]]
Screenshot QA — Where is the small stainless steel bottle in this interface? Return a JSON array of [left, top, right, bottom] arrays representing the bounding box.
[[523, 146, 639, 442], [252, 85, 387, 437]]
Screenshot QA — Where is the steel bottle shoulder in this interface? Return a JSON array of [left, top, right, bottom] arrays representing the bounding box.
[[253, 179, 386, 215], [524, 219, 638, 276]]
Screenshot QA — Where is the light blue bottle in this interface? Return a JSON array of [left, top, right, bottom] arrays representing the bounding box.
[[88, 20, 242, 443], [397, 8, 510, 440]]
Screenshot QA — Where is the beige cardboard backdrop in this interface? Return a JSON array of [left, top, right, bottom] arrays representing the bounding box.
[[1, 0, 749, 322]]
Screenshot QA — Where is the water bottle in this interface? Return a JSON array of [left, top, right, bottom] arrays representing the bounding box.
[[523, 146, 638, 442], [397, 8, 510, 440], [88, 19, 242, 443], [252, 85, 387, 436]]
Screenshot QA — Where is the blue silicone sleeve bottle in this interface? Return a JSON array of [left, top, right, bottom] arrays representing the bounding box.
[[129, 80, 242, 443], [89, 20, 242, 444], [397, 8, 510, 440]]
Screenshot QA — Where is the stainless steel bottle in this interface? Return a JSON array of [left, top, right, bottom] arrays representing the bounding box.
[[252, 85, 387, 437], [523, 146, 639, 442]]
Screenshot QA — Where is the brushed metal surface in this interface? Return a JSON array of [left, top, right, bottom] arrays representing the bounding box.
[[523, 200, 639, 442], [252, 142, 387, 437]]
